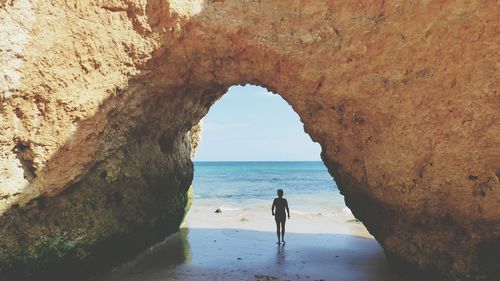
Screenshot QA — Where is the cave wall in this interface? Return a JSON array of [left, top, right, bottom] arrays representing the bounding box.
[[0, 0, 499, 280]]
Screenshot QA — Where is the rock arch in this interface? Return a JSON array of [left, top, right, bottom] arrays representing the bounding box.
[[0, 1, 498, 280]]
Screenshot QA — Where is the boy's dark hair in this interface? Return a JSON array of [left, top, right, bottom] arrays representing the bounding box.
[[277, 189, 284, 197]]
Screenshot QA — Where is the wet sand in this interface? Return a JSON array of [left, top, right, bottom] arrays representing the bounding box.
[[88, 226, 400, 281]]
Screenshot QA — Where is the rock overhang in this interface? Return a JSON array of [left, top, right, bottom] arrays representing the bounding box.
[[0, 1, 499, 280]]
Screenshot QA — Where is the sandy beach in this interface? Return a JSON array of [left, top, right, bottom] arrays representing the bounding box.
[[87, 207, 401, 281]]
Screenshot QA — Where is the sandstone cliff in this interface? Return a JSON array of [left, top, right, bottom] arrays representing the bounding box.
[[0, 1, 499, 280]]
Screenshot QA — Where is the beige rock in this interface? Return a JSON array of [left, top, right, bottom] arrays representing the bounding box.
[[0, 0, 498, 280]]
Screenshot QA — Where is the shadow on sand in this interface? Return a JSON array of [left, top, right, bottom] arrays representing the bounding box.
[[87, 227, 401, 281]]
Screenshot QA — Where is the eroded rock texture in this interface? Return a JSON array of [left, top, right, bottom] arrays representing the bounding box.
[[0, 0, 498, 280]]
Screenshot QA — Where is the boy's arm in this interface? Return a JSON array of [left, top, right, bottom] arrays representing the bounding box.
[[272, 199, 276, 215]]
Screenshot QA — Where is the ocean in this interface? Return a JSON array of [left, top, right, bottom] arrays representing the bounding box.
[[187, 161, 365, 234]]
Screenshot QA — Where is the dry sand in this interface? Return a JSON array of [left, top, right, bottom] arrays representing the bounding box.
[[87, 210, 401, 281]]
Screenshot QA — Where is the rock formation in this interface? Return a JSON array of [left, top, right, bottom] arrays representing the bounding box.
[[0, 0, 498, 280]]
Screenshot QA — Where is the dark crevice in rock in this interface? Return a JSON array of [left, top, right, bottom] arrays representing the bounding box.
[[468, 175, 478, 181], [12, 141, 36, 181], [99, 170, 107, 180]]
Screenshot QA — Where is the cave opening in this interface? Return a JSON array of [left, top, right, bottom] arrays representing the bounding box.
[[83, 84, 395, 281], [145, 85, 394, 280], [88, 84, 398, 281], [186, 84, 369, 236]]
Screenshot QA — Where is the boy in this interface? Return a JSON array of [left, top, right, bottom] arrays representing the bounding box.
[[272, 189, 290, 244]]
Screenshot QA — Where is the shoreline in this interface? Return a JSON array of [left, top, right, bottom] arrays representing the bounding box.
[[183, 201, 373, 238]]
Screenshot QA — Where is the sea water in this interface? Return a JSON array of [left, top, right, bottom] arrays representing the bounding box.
[[187, 161, 363, 234]]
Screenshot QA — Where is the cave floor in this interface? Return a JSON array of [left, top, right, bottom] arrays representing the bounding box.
[[87, 227, 401, 281]]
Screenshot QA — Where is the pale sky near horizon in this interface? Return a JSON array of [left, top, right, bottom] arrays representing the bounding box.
[[194, 85, 322, 161]]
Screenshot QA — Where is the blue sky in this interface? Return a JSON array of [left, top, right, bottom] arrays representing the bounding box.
[[194, 85, 322, 161]]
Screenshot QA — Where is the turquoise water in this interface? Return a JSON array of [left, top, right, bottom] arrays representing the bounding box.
[[192, 161, 346, 215]]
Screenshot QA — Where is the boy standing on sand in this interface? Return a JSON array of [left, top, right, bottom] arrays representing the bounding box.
[[272, 189, 290, 244]]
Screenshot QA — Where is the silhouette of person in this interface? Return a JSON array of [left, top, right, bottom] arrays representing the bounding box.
[[272, 189, 290, 244]]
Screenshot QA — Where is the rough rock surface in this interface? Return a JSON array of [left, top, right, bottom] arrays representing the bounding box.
[[0, 0, 498, 280]]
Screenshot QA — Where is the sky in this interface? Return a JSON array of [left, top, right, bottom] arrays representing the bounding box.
[[194, 85, 322, 161]]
